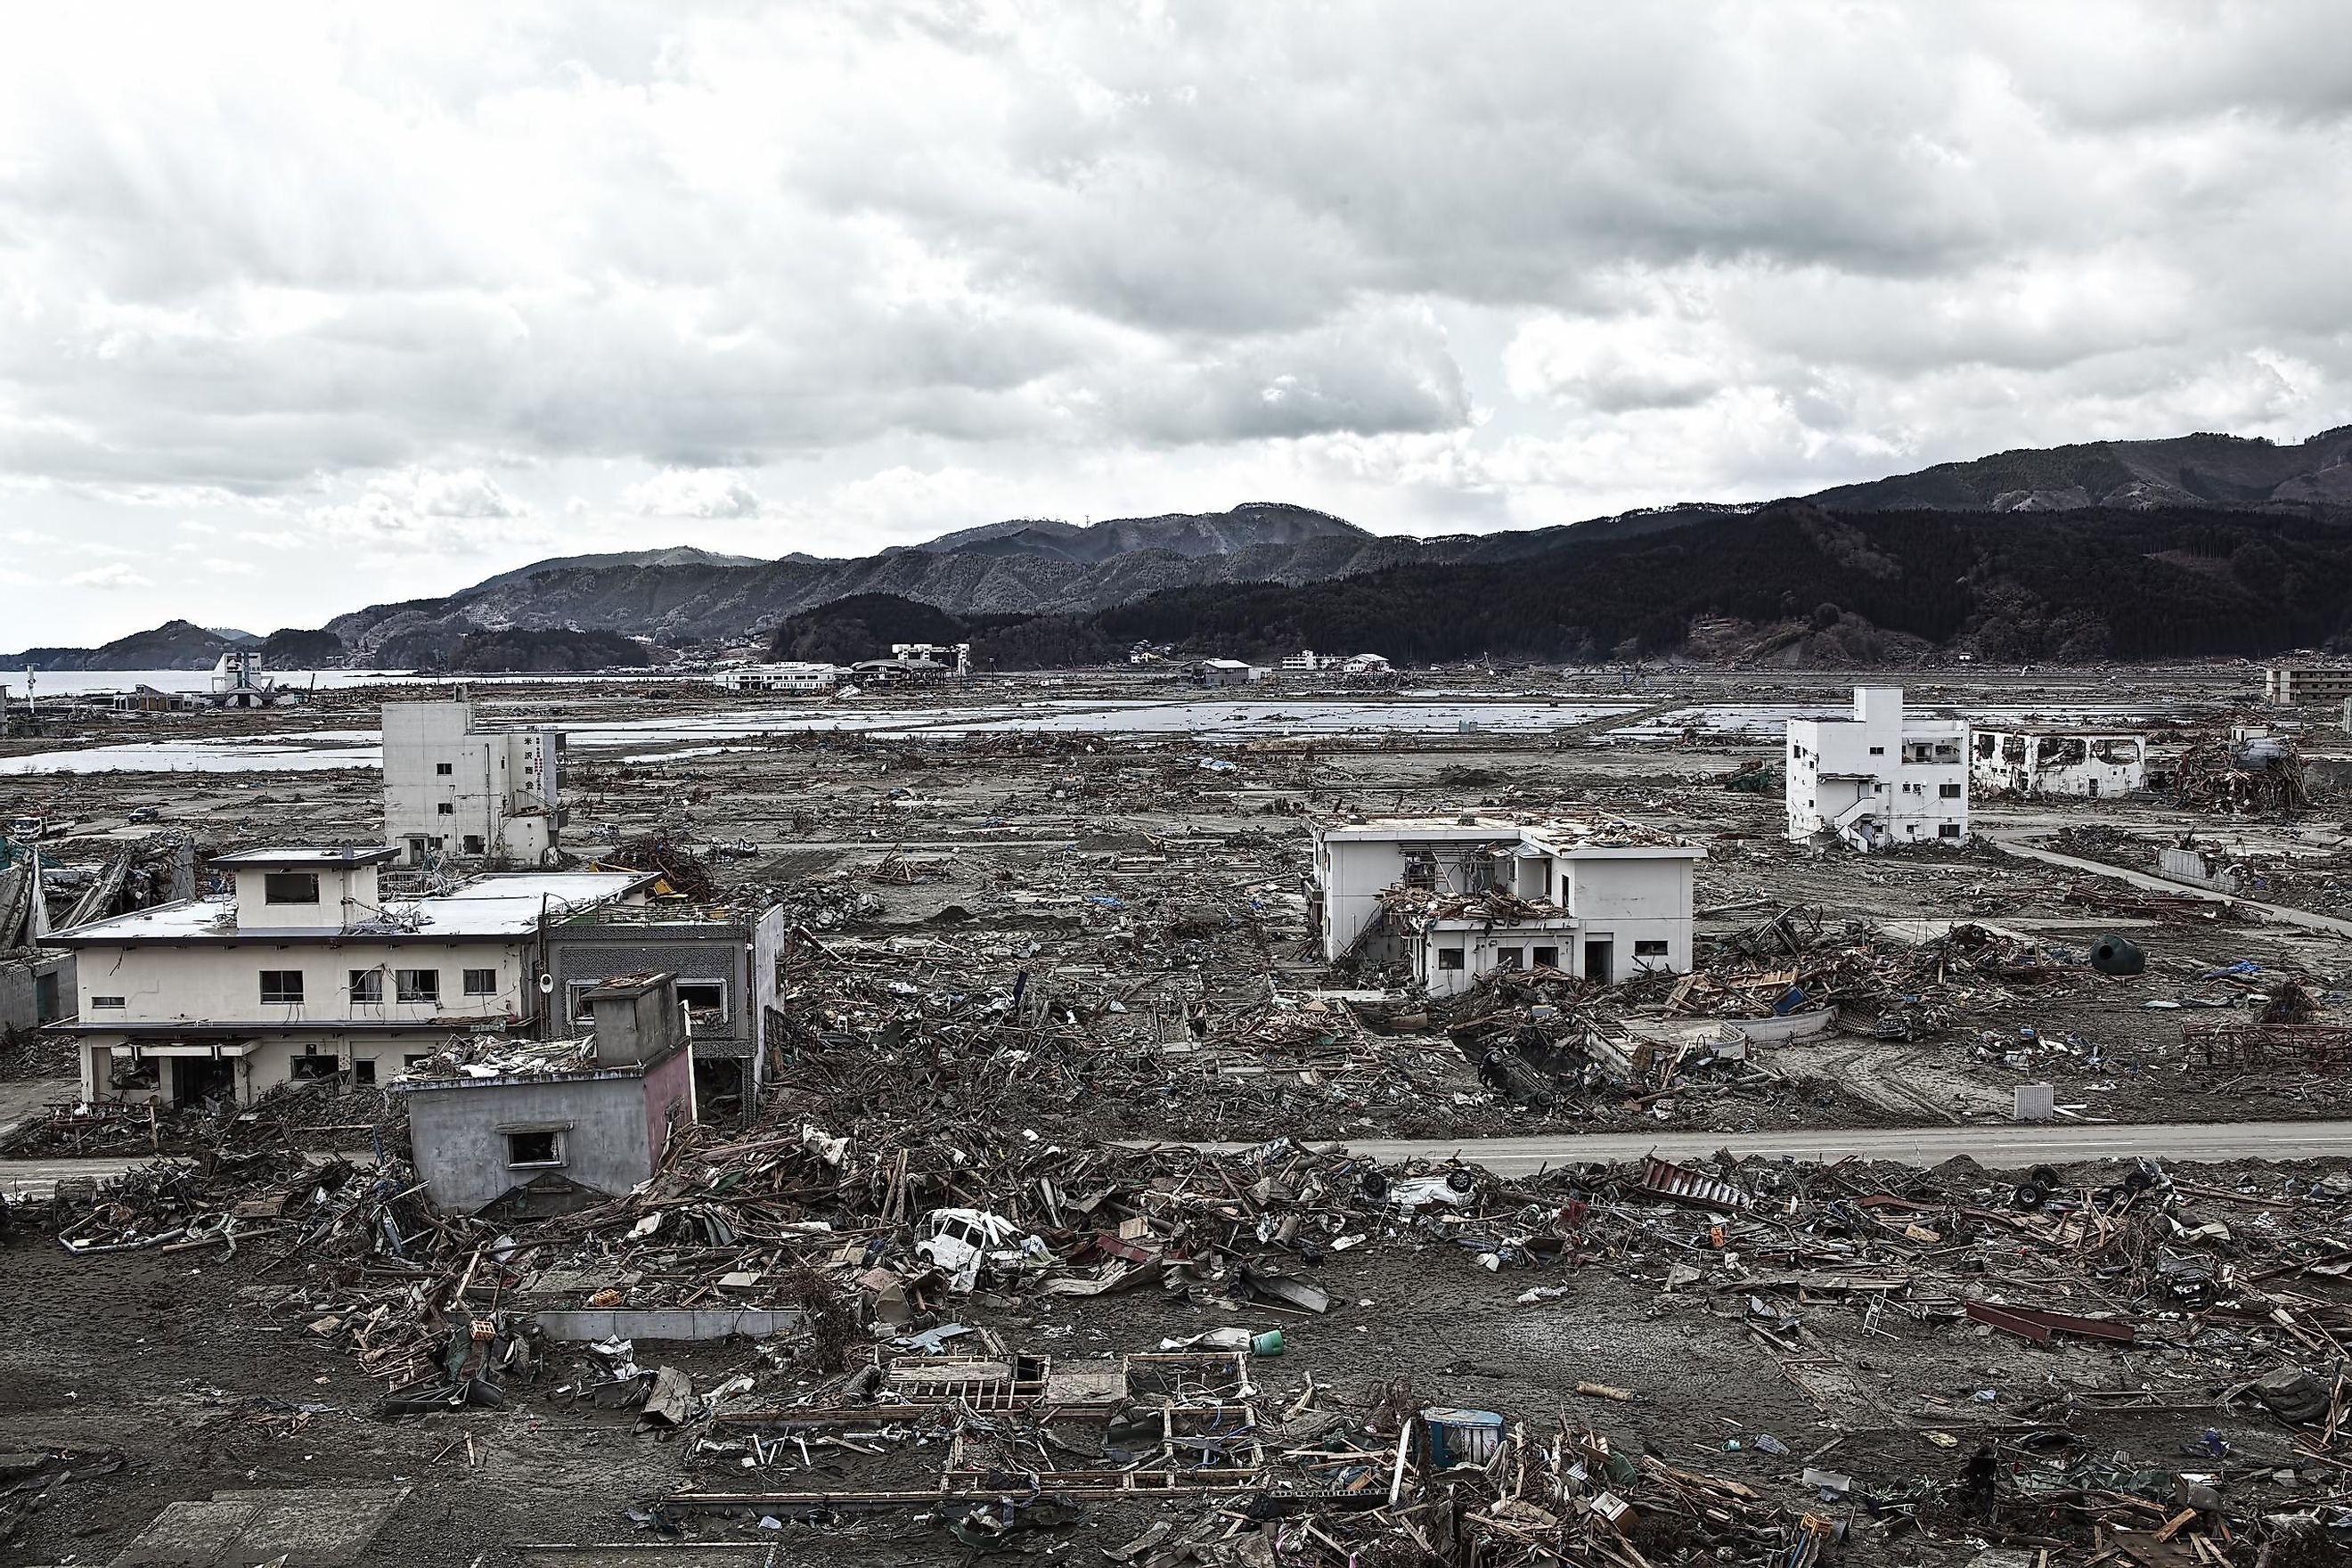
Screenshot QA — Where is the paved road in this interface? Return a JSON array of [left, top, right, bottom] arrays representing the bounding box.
[[0, 1152, 174, 1199], [0, 1075, 74, 1149], [1204, 1119, 2352, 1176], [1987, 830, 2352, 939]]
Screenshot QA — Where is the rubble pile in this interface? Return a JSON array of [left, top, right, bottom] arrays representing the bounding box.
[[2175, 731, 2311, 816]]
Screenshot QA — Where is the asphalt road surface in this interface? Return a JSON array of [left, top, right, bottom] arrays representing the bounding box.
[[1207, 1120, 2352, 1175], [1987, 829, 2352, 938]]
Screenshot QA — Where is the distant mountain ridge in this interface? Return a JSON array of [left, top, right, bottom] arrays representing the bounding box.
[[21, 425, 2352, 670], [320, 502, 1417, 663], [1810, 426, 2352, 512]]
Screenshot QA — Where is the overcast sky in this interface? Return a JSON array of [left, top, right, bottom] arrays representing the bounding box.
[[4, 2, 2351, 647]]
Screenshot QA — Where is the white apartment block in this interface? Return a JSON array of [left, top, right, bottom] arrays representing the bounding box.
[[51, 846, 645, 1108], [2263, 665, 2352, 706], [1784, 687, 1968, 850], [383, 699, 563, 868], [1312, 815, 1703, 996]]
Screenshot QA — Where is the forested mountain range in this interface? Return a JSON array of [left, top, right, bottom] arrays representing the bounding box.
[[15, 429, 2352, 668]]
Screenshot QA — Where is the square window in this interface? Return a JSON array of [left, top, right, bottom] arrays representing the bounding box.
[[1493, 947, 1523, 971], [351, 1058, 378, 1086], [289, 1053, 338, 1080], [462, 968, 498, 997], [461, 834, 485, 855], [506, 1129, 563, 1167], [436, 802, 455, 816], [435, 762, 453, 776], [676, 979, 727, 1018], [263, 872, 320, 904], [1531, 946, 1559, 970], [349, 969, 383, 1003], [259, 970, 306, 1005], [396, 968, 440, 1003], [1939, 782, 1962, 798], [1436, 947, 1465, 971], [567, 981, 597, 1025], [1940, 823, 1963, 838]]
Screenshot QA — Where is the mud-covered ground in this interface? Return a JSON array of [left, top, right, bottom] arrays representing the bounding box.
[[7, 1151, 2347, 1567]]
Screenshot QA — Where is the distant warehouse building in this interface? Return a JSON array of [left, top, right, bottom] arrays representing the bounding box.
[[714, 662, 838, 695]]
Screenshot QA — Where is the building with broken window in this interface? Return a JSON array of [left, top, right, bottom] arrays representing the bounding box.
[[1784, 686, 1968, 850], [382, 698, 564, 868], [1311, 814, 1703, 994], [1970, 726, 2146, 798], [543, 900, 789, 1117], [393, 971, 697, 1215], [49, 847, 648, 1108]]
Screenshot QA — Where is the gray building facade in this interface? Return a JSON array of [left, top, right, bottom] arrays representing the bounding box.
[[542, 902, 786, 1115]]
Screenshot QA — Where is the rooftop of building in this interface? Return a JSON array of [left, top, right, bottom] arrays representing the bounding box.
[[388, 1030, 666, 1090], [211, 846, 401, 869], [49, 870, 647, 945], [1318, 814, 1702, 855], [1376, 886, 1573, 927], [551, 898, 757, 929], [1969, 724, 2147, 738]]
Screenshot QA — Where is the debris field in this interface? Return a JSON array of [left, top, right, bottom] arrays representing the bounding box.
[[4, 666, 2352, 1565]]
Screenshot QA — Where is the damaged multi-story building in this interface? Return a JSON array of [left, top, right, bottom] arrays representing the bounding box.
[[382, 699, 563, 869], [394, 971, 698, 1216], [543, 899, 789, 1116], [0, 845, 73, 1045], [51, 846, 648, 1108], [1311, 814, 1703, 995], [1784, 686, 1968, 850], [1969, 726, 2147, 798]]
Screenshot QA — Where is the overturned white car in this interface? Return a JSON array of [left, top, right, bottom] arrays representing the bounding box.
[[912, 1208, 1049, 1293]]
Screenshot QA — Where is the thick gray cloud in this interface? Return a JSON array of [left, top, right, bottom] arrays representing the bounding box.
[[2, 0, 2350, 645]]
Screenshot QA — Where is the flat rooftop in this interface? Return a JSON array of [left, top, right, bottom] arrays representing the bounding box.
[[51, 870, 646, 944], [211, 846, 401, 868], [1318, 815, 1700, 854]]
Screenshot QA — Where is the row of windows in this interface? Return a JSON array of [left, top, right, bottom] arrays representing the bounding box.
[[1433, 939, 1670, 972], [259, 968, 502, 1006]]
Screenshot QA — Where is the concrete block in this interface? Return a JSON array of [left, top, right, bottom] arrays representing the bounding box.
[[532, 1306, 805, 1341]]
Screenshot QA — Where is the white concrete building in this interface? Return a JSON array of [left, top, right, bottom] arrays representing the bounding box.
[[383, 699, 563, 868], [1311, 815, 1703, 995], [1969, 728, 2145, 798], [714, 662, 838, 695], [1784, 688, 1969, 851], [209, 649, 296, 708], [2264, 666, 2352, 707], [49, 847, 647, 1108]]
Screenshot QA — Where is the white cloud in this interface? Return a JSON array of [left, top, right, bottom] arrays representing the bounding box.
[[62, 562, 152, 589], [3, 2, 2352, 643], [624, 469, 764, 519]]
